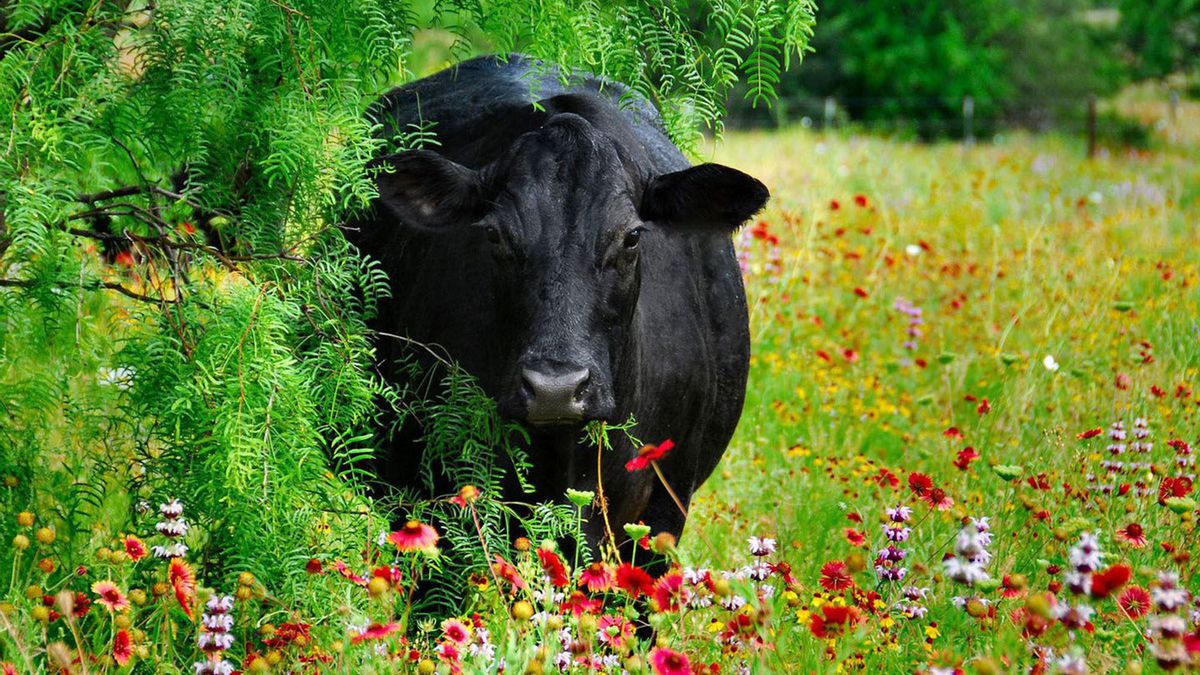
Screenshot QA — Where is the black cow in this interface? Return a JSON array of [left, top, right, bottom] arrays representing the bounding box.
[[349, 55, 766, 552]]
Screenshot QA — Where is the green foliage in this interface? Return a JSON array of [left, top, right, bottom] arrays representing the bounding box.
[[730, 0, 1125, 138], [1117, 0, 1200, 81]]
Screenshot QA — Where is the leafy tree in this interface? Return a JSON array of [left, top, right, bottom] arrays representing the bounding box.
[[0, 0, 814, 625], [1117, 0, 1200, 81]]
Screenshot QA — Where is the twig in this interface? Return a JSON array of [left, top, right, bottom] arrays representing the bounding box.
[[0, 276, 171, 303]]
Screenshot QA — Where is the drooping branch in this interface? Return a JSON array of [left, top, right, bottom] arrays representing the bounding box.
[[0, 276, 170, 304]]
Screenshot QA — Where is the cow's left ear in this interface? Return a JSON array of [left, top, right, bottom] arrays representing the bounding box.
[[640, 163, 769, 230], [370, 150, 486, 230]]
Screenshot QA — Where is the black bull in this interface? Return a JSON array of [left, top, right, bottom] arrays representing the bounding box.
[[347, 55, 767, 552]]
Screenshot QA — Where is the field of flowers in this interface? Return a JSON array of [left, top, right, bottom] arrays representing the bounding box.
[[2, 91, 1198, 674]]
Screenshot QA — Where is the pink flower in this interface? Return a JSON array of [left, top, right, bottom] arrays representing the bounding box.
[[352, 622, 402, 644], [387, 521, 439, 553], [123, 535, 147, 562], [650, 647, 692, 675], [113, 629, 132, 665], [168, 559, 196, 618], [579, 562, 615, 593], [598, 615, 634, 651], [92, 580, 130, 613], [442, 618, 470, 644]]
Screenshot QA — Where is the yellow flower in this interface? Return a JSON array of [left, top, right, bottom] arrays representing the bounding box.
[[925, 625, 941, 640], [795, 609, 811, 624]]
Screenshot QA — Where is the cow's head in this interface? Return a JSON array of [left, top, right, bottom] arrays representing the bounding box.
[[370, 108, 767, 427]]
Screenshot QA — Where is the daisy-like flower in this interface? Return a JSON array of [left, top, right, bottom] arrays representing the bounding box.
[[1043, 354, 1060, 372], [113, 629, 132, 666], [649, 647, 692, 675], [748, 536, 776, 556], [809, 605, 863, 639], [820, 560, 854, 591], [123, 535, 147, 562], [924, 488, 955, 511], [652, 571, 687, 613], [1119, 586, 1153, 619], [615, 563, 655, 598], [387, 521, 439, 553], [169, 558, 197, 618], [597, 614, 634, 651], [625, 439, 675, 472], [442, 618, 471, 644], [351, 622, 402, 644], [92, 580, 130, 613], [536, 547, 570, 588], [579, 562, 615, 593]]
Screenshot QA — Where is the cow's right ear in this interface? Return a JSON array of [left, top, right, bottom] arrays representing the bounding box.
[[370, 150, 486, 230]]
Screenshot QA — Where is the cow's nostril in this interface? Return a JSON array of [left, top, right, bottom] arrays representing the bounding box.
[[521, 367, 591, 424]]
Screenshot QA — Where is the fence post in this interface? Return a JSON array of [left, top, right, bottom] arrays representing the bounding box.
[[963, 96, 975, 147], [1087, 95, 1097, 159], [824, 97, 836, 129]]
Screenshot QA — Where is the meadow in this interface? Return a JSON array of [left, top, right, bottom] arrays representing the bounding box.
[[2, 91, 1198, 673]]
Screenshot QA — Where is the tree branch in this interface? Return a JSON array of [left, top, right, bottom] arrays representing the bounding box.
[[0, 277, 171, 304]]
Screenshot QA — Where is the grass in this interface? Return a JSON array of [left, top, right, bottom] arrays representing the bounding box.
[[2, 93, 1198, 673]]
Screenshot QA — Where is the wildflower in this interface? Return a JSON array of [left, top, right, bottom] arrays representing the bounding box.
[[625, 439, 675, 471], [449, 485, 480, 508], [1117, 522, 1147, 548], [886, 505, 913, 522], [1043, 355, 1060, 372], [652, 571, 687, 612], [92, 580, 130, 613], [650, 647, 693, 675], [491, 555, 526, 591], [1089, 564, 1132, 599], [615, 563, 655, 598], [598, 615, 634, 651], [154, 499, 189, 559], [536, 547, 570, 588], [351, 622, 402, 644], [924, 488, 955, 511], [908, 472, 933, 496], [334, 560, 368, 586], [819, 560, 853, 591], [442, 618, 471, 644], [1119, 586, 1152, 619], [579, 562, 615, 593], [953, 447, 980, 471], [123, 535, 147, 562], [809, 605, 863, 639], [113, 629, 132, 666], [562, 590, 603, 616], [169, 558, 196, 618], [747, 536, 776, 556], [1152, 572, 1190, 612], [197, 595, 234, 653], [1069, 532, 1104, 573], [387, 521, 440, 553], [192, 659, 235, 675]]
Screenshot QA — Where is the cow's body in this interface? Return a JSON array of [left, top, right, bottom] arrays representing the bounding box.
[[350, 55, 759, 547]]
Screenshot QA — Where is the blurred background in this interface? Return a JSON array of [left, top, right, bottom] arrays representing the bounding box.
[[722, 0, 1198, 147]]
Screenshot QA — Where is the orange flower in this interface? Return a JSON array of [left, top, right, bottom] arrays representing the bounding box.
[[123, 535, 147, 562], [387, 521, 439, 553], [92, 580, 130, 613], [168, 558, 196, 618]]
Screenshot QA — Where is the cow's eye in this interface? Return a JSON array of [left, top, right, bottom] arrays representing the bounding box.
[[622, 227, 644, 250], [485, 225, 503, 245]]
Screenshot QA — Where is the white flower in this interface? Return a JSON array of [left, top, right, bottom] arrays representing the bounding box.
[[905, 244, 922, 257], [747, 536, 776, 556], [98, 366, 136, 390], [1043, 355, 1060, 372], [160, 499, 184, 519]]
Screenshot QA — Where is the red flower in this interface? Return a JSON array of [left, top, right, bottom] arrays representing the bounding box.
[[562, 591, 603, 616], [388, 521, 440, 553], [1116, 522, 1147, 548], [1077, 428, 1104, 440], [924, 488, 954, 510], [598, 615, 634, 651], [491, 555, 526, 590], [579, 562, 615, 593], [114, 250, 135, 268], [92, 580, 129, 613], [844, 528, 867, 547], [819, 560, 853, 591], [953, 447, 981, 471], [305, 558, 323, 574], [652, 571, 686, 613], [1118, 586, 1152, 619], [537, 548, 570, 588], [650, 647, 693, 675], [1090, 564, 1132, 599], [830, 199, 841, 211], [875, 469, 900, 489], [168, 558, 196, 618], [853, 287, 869, 298], [442, 618, 471, 644], [853, 194, 869, 208], [944, 427, 964, 439], [615, 563, 655, 598], [372, 565, 403, 586], [449, 484, 480, 508], [908, 472, 933, 496], [123, 535, 147, 562], [976, 398, 991, 415], [809, 605, 863, 639], [352, 622, 402, 644], [1159, 476, 1194, 504], [113, 629, 132, 666], [625, 439, 675, 472]]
